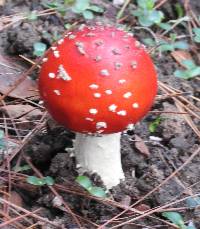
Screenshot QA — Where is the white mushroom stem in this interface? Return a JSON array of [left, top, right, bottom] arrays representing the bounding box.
[[74, 132, 125, 189]]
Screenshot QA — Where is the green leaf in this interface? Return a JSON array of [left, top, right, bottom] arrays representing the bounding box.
[[27, 11, 38, 21], [57, 7, 67, 16], [82, 10, 94, 19], [193, 28, 200, 43], [170, 33, 177, 42], [45, 2, 60, 9], [89, 5, 104, 13], [148, 10, 164, 24], [0, 130, 5, 149], [186, 197, 200, 208], [174, 70, 188, 78], [149, 116, 162, 133], [159, 43, 174, 52], [88, 186, 106, 198], [175, 3, 184, 18], [158, 40, 173, 51], [44, 176, 55, 186], [13, 165, 31, 172], [162, 212, 187, 229], [194, 36, 200, 43], [142, 38, 155, 46], [26, 176, 46, 186], [181, 60, 196, 69], [187, 67, 200, 77], [132, 9, 143, 17], [72, 0, 90, 13], [0, 130, 4, 139], [193, 28, 200, 36], [33, 42, 47, 57], [137, 0, 155, 10], [139, 15, 154, 27], [173, 41, 189, 50], [64, 0, 75, 4], [158, 22, 172, 30], [76, 176, 92, 189], [137, 9, 164, 27], [64, 23, 72, 29]]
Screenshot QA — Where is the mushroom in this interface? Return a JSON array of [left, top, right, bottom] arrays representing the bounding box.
[[39, 24, 157, 189]]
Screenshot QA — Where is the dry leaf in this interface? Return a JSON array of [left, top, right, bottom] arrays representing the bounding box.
[[171, 50, 192, 68], [134, 135, 150, 156], [10, 191, 24, 207], [0, 54, 38, 99], [135, 203, 151, 212]]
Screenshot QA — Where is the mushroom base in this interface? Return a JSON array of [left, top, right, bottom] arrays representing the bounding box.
[[74, 133, 125, 189]]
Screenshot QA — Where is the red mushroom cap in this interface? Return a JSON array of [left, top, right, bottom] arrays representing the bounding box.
[[39, 24, 157, 134]]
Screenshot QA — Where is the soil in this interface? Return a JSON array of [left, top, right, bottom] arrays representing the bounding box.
[[0, 0, 200, 229]]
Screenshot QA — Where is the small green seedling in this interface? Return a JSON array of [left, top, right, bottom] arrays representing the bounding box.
[[175, 3, 184, 18], [162, 211, 197, 229], [162, 212, 187, 229], [159, 40, 189, 52], [26, 176, 55, 186], [44, 0, 103, 20], [143, 36, 188, 52], [193, 28, 200, 43], [27, 11, 38, 21], [132, 0, 164, 27], [149, 116, 163, 133], [0, 130, 5, 150], [71, 0, 104, 20], [43, 1, 67, 15], [64, 23, 73, 30], [33, 42, 47, 57], [76, 175, 106, 198], [174, 59, 200, 80]]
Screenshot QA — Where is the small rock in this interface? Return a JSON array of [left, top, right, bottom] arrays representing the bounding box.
[[113, 0, 125, 6], [120, 195, 131, 206], [170, 136, 191, 150], [52, 196, 63, 207]]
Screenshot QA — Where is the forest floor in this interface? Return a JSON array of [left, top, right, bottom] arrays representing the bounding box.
[[0, 0, 200, 228]]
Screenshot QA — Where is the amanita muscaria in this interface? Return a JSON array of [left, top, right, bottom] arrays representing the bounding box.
[[39, 24, 157, 189]]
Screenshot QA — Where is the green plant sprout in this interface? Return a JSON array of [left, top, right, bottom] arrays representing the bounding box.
[[71, 0, 104, 20], [44, 0, 103, 20], [43, 1, 67, 15], [174, 59, 200, 80], [143, 37, 188, 53], [76, 175, 106, 198], [27, 11, 38, 21], [132, 0, 164, 27], [158, 40, 189, 52], [26, 176, 55, 186], [193, 28, 200, 43], [174, 3, 184, 18], [149, 116, 163, 133], [162, 211, 197, 229], [33, 42, 47, 57]]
